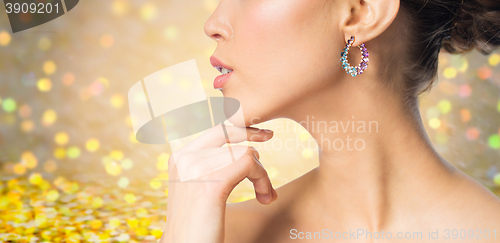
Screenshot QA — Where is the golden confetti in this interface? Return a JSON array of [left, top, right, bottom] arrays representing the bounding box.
[[13, 163, 26, 175], [105, 161, 121, 176], [204, 0, 218, 12], [127, 218, 138, 229], [110, 150, 124, 160], [37, 78, 52, 92], [151, 228, 163, 238], [112, 0, 130, 16], [22, 151, 38, 169], [135, 207, 148, 217], [149, 180, 162, 190], [120, 159, 133, 170], [129, 131, 139, 143], [124, 193, 136, 204], [46, 190, 59, 202], [90, 219, 103, 229], [429, 118, 441, 129], [118, 177, 129, 188], [111, 94, 124, 108], [0, 31, 11, 46], [67, 146, 81, 159], [20, 120, 34, 132], [488, 53, 500, 66], [437, 99, 452, 114], [54, 147, 66, 159], [29, 173, 43, 185], [156, 153, 169, 171], [54, 132, 69, 146], [109, 218, 121, 228], [494, 174, 500, 186], [85, 138, 100, 152], [42, 109, 57, 126], [96, 77, 109, 88], [443, 67, 457, 79], [163, 25, 179, 42], [140, 3, 157, 21], [43, 60, 57, 75], [91, 197, 103, 208]]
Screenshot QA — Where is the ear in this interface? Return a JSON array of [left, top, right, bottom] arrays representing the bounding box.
[[339, 0, 400, 44]]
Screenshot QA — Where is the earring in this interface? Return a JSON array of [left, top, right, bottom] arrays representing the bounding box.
[[340, 36, 369, 77]]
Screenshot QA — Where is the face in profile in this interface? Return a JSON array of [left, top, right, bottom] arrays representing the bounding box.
[[205, 0, 346, 126]]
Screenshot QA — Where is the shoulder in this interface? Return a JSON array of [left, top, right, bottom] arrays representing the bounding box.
[[434, 169, 500, 229]]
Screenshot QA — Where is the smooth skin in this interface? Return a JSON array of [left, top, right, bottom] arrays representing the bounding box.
[[161, 0, 500, 242]]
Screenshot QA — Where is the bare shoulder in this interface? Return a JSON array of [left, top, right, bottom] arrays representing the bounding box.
[[439, 169, 500, 229]]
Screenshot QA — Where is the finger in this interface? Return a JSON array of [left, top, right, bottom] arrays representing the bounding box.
[[180, 124, 273, 152], [173, 146, 240, 181], [212, 146, 275, 205]]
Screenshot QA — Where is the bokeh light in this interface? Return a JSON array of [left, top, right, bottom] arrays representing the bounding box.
[[0, 31, 11, 46]]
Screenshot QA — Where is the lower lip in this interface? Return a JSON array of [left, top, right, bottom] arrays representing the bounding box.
[[214, 71, 233, 89]]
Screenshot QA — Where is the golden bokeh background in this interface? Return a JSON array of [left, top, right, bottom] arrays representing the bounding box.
[[0, 0, 500, 242]]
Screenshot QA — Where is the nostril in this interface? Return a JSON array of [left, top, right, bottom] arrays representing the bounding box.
[[212, 34, 222, 39]]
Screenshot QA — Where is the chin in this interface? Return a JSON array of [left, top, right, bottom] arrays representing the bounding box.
[[220, 89, 276, 127]]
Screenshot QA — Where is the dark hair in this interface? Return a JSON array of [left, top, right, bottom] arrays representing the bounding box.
[[399, 0, 500, 102]]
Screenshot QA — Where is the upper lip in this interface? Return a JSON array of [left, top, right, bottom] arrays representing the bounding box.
[[210, 56, 233, 73]]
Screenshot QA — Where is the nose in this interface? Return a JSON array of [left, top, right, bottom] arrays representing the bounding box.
[[204, 3, 232, 43]]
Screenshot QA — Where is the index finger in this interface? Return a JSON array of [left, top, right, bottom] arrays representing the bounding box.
[[180, 124, 273, 152]]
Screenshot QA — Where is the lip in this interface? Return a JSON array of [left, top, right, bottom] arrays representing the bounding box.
[[210, 56, 234, 90]]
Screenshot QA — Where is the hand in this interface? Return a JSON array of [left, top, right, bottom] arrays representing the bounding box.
[[160, 124, 277, 243]]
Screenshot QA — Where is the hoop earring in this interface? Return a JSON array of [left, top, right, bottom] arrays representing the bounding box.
[[340, 36, 369, 77]]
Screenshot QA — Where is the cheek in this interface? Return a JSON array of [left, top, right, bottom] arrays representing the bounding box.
[[232, 0, 337, 112]]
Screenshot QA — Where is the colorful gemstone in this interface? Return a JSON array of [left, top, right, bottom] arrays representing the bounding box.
[[341, 36, 368, 76]]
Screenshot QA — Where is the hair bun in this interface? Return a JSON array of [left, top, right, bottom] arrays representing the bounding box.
[[442, 0, 500, 55]]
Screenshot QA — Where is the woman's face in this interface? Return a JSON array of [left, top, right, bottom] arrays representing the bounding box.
[[205, 0, 345, 126]]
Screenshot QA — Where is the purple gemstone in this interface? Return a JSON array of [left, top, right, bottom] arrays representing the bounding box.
[[360, 43, 365, 48], [363, 52, 369, 57], [362, 48, 367, 52], [359, 69, 364, 74]]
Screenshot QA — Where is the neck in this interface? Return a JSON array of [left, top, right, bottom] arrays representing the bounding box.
[[284, 75, 457, 231]]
